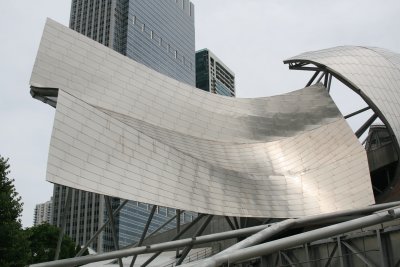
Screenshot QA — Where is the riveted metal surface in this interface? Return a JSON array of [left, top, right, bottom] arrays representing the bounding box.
[[30, 19, 374, 218]]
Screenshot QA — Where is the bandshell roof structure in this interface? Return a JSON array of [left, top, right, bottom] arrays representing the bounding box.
[[285, 46, 400, 149], [30, 19, 374, 218]]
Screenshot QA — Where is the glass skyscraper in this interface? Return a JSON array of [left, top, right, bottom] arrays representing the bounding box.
[[52, 0, 196, 253], [196, 49, 235, 97], [69, 0, 195, 86]]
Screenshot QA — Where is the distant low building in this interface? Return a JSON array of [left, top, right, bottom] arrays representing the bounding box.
[[33, 198, 53, 226], [196, 49, 235, 97]]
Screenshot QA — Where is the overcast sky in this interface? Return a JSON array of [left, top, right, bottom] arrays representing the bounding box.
[[1, 0, 399, 227]]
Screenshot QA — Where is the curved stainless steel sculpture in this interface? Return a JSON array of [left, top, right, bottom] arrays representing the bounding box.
[[30, 19, 374, 218], [285, 46, 400, 202], [286, 46, 400, 148]]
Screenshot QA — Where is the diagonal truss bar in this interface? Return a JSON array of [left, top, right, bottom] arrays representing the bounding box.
[[55, 187, 72, 260], [104, 196, 123, 267], [355, 113, 379, 138], [341, 241, 377, 267], [233, 217, 240, 229], [323, 243, 338, 267], [306, 71, 321, 87], [129, 205, 157, 267], [316, 71, 326, 84], [75, 199, 129, 257], [280, 251, 296, 267], [224, 216, 236, 230], [141, 214, 207, 267], [344, 106, 371, 119], [176, 215, 214, 265]]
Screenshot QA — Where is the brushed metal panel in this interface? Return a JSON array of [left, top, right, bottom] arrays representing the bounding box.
[[30, 19, 374, 218]]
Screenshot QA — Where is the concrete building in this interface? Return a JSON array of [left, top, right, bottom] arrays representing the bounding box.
[[51, 0, 196, 253], [195, 49, 235, 97], [33, 198, 53, 226]]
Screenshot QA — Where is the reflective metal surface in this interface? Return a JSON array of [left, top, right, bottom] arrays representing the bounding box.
[[30, 19, 374, 218], [286, 46, 400, 149], [286, 46, 400, 202]]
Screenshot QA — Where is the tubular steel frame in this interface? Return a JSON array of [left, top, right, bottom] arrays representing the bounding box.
[[29, 202, 400, 267]]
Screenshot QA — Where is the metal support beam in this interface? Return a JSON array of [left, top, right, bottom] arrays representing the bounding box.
[[327, 73, 333, 93], [104, 196, 123, 267], [54, 187, 72, 260], [192, 207, 400, 267], [324, 72, 329, 88], [176, 209, 181, 258], [28, 202, 400, 267], [355, 113, 379, 138], [323, 243, 338, 267], [341, 240, 376, 267], [304, 243, 311, 267], [75, 199, 128, 257], [216, 219, 295, 256], [344, 106, 371, 119], [316, 71, 326, 83], [233, 217, 240, 229], [224, 216, 236, 230], [289, 66, 321, 71], [281, 251, 296, 267], [176, 215, 214, 265], [376, 229, 387, 267], [336, 237, 345, 267], [306, 71, 321, 87], [129, 205, 157, 267], [141, 214, 207, 267]]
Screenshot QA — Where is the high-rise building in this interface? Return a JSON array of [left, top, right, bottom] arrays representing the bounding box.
[[69, 0, 195, 86], [52, 186, 195, 252], [33, 198, 53, 226], [195, 49, 235, 97], [51, 0, 196, 253]]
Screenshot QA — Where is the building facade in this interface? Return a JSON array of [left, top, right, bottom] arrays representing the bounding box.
[[52, 186, 195, 251], [33, 198, 53, 226], [196, 49, 235, 97], [69, 0, 195, 86]]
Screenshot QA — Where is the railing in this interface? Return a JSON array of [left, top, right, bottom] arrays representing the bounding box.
[[162, 247, 218, 267]]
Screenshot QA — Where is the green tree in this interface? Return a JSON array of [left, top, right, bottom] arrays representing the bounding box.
[[0, 156, 30, 267], [26, 223, 89, 264]]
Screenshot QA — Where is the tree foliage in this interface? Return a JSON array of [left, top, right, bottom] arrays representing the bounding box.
[[0, 156, 30, 267], [26, 223, 84, 264], [0, 156, 88, 265]]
